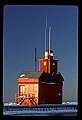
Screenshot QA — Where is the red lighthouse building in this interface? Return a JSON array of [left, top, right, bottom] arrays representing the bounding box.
[[17, 20, 64, 105], [17, 47, 64, 105]]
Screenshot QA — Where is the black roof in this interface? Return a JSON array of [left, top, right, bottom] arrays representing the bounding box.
[[17, 71, 43, 79], [47, 72, 64, 83]]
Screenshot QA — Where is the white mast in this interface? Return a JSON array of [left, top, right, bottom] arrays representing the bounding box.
[[49, 26, 51, 55], [45, 13, 47, 51]]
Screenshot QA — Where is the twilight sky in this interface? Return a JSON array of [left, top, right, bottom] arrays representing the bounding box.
[[3, 5, 78, 102]]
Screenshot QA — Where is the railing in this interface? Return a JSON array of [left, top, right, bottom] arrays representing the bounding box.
[[3, 104, 78, 112], [18, 95, 37, 105]]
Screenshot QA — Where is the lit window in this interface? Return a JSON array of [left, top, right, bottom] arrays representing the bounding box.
[[45, 52, 48, 56], [58, 93, 61, 95], [44, 62, 46, 65], [50, 52, 53, 56], [20, 86, 22, 93], [20, 85, 25, 93], [53, 63, 55, 65], [22, 86, 25, 92]]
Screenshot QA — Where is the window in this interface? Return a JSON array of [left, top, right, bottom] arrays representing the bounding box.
[[58, 93, 61, 96], [45, 52, 48, 56], [44, 62, 46, 65], [50, 52, 53, 56], [53, 63, 55, 65], [19, 85, 25, 93]]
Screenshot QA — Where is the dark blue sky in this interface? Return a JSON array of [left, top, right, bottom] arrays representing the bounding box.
[[3, 5, 78, 102]]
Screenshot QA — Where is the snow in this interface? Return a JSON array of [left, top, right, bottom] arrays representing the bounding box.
[[62, 102, 78, 105], [46, 83, 55, 84], [3, 101, 78, 106], [4, 102, 17, 106], [4, 103, 19, 106], [20, 74, 25, 77], [37, 103, 77, 107]]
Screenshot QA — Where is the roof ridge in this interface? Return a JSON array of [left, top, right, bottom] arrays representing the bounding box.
[[18, 71, 44, 79]]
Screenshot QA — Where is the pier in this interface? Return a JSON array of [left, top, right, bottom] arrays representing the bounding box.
[[3, 104, 78, 116]]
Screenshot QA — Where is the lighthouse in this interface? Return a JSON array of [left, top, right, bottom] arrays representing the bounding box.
[[17, 16, 64, 106]]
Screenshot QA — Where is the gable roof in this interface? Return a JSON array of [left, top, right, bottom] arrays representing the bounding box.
[[47, 72, 64, 83], [17, 71, 43, 79]]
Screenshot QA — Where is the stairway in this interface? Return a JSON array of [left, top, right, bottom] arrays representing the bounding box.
[[18, 94, 38, 105], [28, 97, 37, 105], [18, 97, 26, 105]]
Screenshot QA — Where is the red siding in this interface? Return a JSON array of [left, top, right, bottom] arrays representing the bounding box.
[[39, 59, 58, 74], [39, 82, 62, 104]]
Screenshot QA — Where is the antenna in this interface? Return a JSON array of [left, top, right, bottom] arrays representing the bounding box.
[[45, 13, 47, 51], [49, 26, 51, 55], [34, 48, 37, 71]]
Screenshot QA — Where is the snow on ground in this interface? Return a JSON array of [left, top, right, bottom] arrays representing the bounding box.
[[62, 102, 78, 105], [3, 101, 78, 106]]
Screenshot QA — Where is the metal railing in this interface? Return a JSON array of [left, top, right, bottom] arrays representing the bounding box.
[[3, 104, 78, 112]]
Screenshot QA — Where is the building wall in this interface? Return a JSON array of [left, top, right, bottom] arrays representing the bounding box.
[[50, 60, 58, 73], [17, 78, 39, 105], [39, 59, 58, 74], [17, 73, 64, 105], [38, 78, 63, 104], [39, 59, 49, 73]]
